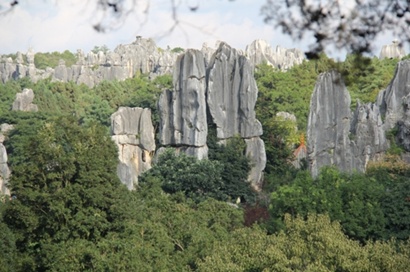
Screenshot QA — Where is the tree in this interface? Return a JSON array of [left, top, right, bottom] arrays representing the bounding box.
[[262, 0, 410, 56], [2, 116, 133, 270], [3, 1, 409, 57]]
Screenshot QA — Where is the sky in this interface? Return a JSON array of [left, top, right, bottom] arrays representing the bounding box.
[[0, 0, 401, 59]]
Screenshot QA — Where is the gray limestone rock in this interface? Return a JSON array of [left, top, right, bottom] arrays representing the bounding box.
[[158, 49, 208, 148], [12, 88, 38, 112], [379, 40, 406, 59], [378, 59, 410, 131], [350, 101, 388, 170], [111, 107, 155, 190], [245, 137, 266, 190], [0, 124, 13, 196], [397, 94, 410, 151], [307, 71, 353, 177], [245, 39, 305, 71], [207, 42, 262, 139]]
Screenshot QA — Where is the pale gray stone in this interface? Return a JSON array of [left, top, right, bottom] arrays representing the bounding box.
[[12, 88, 38, 112], [378, 60, 410, 131], [245, 39, 305, 70], [307, 71, 353, 177], [111, 107, 156, 189], [159, 49, 208, 147], [245, 137, 266, 190], [379, 40, 406, 59], [207, 42, 262, 139]]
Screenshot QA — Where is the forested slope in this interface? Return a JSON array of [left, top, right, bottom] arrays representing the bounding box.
[[0, 48, 409, 271]]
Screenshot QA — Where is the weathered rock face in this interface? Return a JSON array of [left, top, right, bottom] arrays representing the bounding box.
[[0, 38, 180, 87], [379, 40, 406, 59], [158, 49, 208, 149], [111, 107, 155, 190], [207, 42, 263, 139], [157, 44, 266, 189], [12, 88, 38, 112], [307, 62, 410, 176], [307, 71, 353, 177], [245, 39, 305, 70], [0, 124, 13, 196], [378, 60, 410, 130], [350, 101, 388, 170]]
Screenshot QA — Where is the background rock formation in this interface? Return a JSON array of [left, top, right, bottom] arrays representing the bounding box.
[[12, 88, 38, 112], [245, 39, 305, 70], [111, 107, 155, 190], [379, 40, 406, 59]]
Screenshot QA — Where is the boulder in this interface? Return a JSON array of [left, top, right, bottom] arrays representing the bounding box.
[[12, 88, 38, 112], [245, 137, 266, 190], [111, 107, 155, 190]]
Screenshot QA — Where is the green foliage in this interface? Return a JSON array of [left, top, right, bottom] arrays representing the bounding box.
[[197, 214, 410, 271], [141, 149, 226, 203], [208, 130, 256, 203], [34, 50, 77, 69], [269, 167, 387, 242], [2, 116, 132, 270], [171, 47, 184, 53]]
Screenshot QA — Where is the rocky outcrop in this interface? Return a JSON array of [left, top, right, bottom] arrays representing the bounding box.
[[398, 94, 410, 151], [111, 107, 155, 190], [307, 71, 353, 177], [245, 39, 305, 70], [12, 88, 38, 112], [379, 40, 406, 59], [206, 43, 266, 189], [0, 38, 180, 87], [307, 61, 410, 176], [207, 42, 263, 139], [157, 43, 266, 189], [350, 101, 388, 170], [378, 60, 410, 130], [159, 50, 208, 148], [0, 124, 13, 196]]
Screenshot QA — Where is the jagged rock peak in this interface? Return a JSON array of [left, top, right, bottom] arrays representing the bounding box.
[[158, 49, 208, 152], [379, 39, 406, 59], [378, 59, 410, 130], [307, 71, 353, 177], [111, 107, 155, 190], [245, 39, 305, 70], [207, 42, 263, 139], [12, 88, 38, 112]]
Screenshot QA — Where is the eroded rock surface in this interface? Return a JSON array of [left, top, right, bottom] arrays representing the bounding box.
[[307, 71, 353, 177], [245, 39, 305, 70], [207, 42, 262, 139], [158, 49, 208, 149], [12, 88, 38, 112], [379, 40, 406, 59], [0, 124, 13, 196], [111, 107, 155, 190]]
